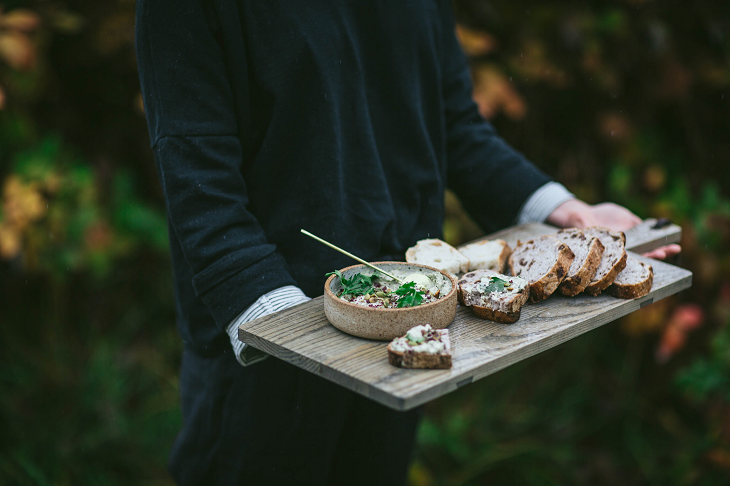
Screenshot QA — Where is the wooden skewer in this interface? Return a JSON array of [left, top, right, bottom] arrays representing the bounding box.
[[300, 229, 403, 283]]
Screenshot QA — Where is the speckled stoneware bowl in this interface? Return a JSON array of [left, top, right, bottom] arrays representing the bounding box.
[[323, 262, 458, 340]]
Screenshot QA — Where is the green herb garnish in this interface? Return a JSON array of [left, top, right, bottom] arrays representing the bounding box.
[[480, 276, 510, 294], [326, 270, 380, 296], [395, 281, 425, 308]]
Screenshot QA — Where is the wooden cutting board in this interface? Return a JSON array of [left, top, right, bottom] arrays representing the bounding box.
[[238, 221, 689, 411]]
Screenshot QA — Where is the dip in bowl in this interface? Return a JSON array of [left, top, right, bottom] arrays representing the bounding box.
[[323, 262, 458, 340]]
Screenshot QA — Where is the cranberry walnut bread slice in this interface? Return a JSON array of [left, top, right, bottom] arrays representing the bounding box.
[[457, 239, 512, 273], [405, 238, 470, 276], [387, 325, 452, 369], [553, 228, 605, 297], [508, 236, 575, 302], [582, 227, 628, 296], [609, 257, 653, 299], [457, 269, 529, 323]]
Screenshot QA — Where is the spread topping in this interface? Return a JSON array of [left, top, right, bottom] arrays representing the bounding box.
[[389, 324, 447, 354], [328, 269, 447, 309]]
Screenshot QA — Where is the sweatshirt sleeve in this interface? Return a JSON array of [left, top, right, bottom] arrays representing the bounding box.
[[438, 1, 553, 233], [135, 0, 297, 330]]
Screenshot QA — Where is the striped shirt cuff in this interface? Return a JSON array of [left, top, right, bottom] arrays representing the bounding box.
[[516, 182, 575, 225], [226, 285, 310, 366]]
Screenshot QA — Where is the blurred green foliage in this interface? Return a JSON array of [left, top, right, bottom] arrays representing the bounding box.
[[0, 0, 728, 485]]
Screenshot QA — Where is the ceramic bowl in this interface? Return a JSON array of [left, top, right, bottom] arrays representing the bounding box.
[[323, 262, 458, 340]]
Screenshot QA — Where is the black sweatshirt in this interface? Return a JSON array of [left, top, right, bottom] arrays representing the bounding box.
[[135, 0, 552, 355]]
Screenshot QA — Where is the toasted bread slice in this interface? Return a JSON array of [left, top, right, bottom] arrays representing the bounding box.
[[457, 269, 529, 323], [458, 239, 512, 273], [554, 228, 605, 296], [582, 227, 627, 296], [387, 325, 452, 369], [405, 238, 470, 276], [609, 257, 653, 299], [508, 236, 575, 302]]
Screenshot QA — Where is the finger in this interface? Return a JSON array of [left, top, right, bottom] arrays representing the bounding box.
[[660, 244, 682, 257], [645, 244, 682, 259], [643, 248, 667, 260], [642, 244, 681, 260], [615, 220, 641, 232]]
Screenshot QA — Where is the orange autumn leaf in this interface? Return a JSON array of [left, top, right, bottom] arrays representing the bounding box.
[[0, 9, 41, 32], [597, 112, 634, 141], [644, 165, 667, 193], [656, 304, 705, 363], [2, 176, 46, 228], [707, 449, 730, 470], [455, 25, 498, 57], [471, 64, 526, 120], [0, 223, 21, 259], [0, 30, 36, 71]]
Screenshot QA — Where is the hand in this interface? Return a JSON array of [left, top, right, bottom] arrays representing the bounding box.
[[546, 199, 681, 261], [546, 199, 641, 231], [643, 244, 681, 260]]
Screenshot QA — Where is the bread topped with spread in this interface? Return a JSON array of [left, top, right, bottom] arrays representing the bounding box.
[[508, 236, 575, 302], [387, 324, 452, 369], [458, 239, 512, 273], [582, 227, 628, 296], [457, 269, 530, 323], [553, 228, 605, 296], [405, 238, 470, 276]]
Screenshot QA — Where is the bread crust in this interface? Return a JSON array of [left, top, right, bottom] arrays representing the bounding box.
[[387, 348, 453, 369], [471, 305, 521, 324], [497, 241, 512, 273], [405, 246, 416, 262], [508, 238, 575, 302], [582, 228, 627, 296], [584, 251, 627, 296], [559, 237, 605, 297], [387, 330, 452, 369], [608, 262, 654, 299]]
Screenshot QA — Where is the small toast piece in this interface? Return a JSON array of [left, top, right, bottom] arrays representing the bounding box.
[[387, 325, 452, 369], [554, 228, 605, 296], [458, 239, 512, 273], [457, 269, 529, 323], [609, 257, 653, 299], [405, 238, 470, 276], [582, 227, 628, 296], [508, 236, 575, 302]]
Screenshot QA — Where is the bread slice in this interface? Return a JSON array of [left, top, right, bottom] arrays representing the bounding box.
[[405, 238, 470, 275], [457, 269, 529, 323], [387, 325, 452, 369], [508, 236, 575, 302], [458, 239, 512, 273], [553, 228, 605, 296], [582, 227, 628, 296], [609, 257, 653, 299]]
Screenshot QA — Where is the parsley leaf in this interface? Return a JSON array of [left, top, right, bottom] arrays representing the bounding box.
[[480, 276, 510, 294], [326, 270, 380, 296], [395, 281, 425, 308]]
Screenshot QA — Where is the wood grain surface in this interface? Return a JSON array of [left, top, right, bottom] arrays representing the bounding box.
[[239, 222, 690, 411], [475, 219, 681, 254]]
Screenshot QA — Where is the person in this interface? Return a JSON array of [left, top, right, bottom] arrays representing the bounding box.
[[135, 1, 679, 485]]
